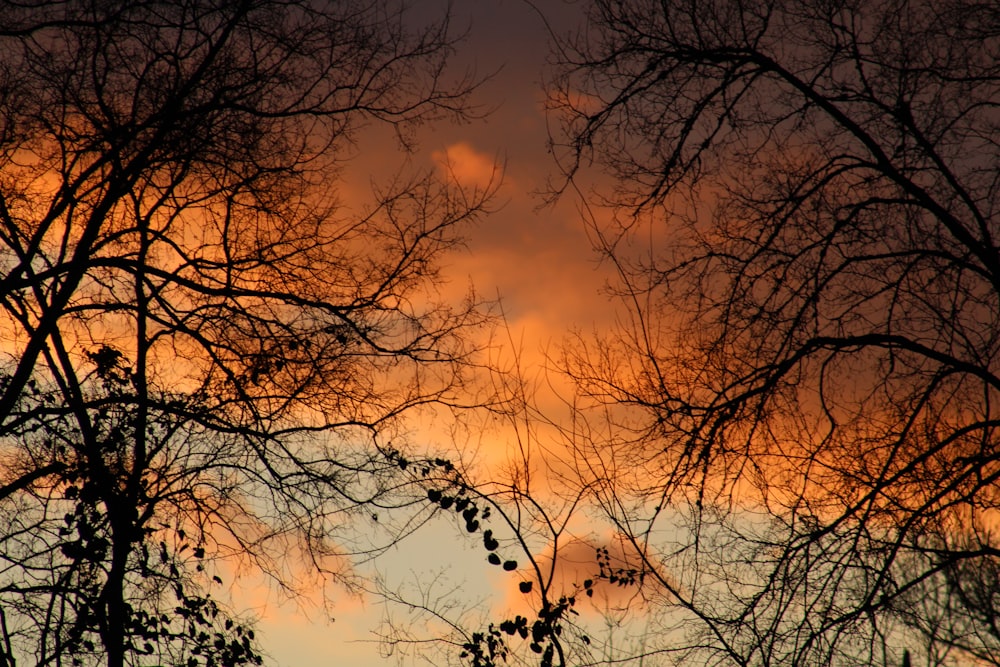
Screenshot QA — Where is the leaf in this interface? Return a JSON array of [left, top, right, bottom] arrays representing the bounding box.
[[483, 529, 499, 551]]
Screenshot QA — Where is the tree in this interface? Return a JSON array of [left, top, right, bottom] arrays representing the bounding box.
[[521, 0, 1000, 665], [0, 1, 495, 665]]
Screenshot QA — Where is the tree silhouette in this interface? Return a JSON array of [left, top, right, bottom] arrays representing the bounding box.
[[516, 0, 1000, 665], [0, 1, 495, 665]]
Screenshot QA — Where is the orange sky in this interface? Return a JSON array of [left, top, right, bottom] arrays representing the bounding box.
[[247, 2, 629, 665]]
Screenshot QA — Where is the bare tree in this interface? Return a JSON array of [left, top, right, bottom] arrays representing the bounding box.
[[0, 1, 496, 665], [517, 0, 1000, 665]]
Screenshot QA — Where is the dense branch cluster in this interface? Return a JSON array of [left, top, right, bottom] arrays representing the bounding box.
[[532, 0, 1000, 665], [0, 1, 494, 666]]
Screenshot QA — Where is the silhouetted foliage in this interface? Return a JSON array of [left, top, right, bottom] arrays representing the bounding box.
[[0, 1, 494, 665], [377, 443, 612, 667]]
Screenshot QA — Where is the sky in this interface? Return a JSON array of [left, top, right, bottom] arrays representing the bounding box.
[[246, 2, 623, 665], [203, 3, 1000, 665], [4, 2, 990, 666]]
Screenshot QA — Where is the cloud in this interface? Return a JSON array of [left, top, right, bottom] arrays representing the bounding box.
[[431, 142, 503, 191], [494, 531, 673, 620]]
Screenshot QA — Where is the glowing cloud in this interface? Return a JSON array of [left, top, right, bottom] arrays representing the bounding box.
[[431, 142, 503, 190]]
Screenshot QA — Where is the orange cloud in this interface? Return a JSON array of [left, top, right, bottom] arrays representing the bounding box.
[[496, 531, 669, 620], [431, 142, 503, 191]]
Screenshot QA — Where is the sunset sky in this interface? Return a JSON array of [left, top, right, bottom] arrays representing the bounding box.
[[2, 1, 991, 666], [250, 2, 617, 665]]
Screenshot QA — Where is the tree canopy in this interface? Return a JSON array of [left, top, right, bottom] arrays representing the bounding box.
[[0, 1, 494, 665], [538, 0, 1000, 664]]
